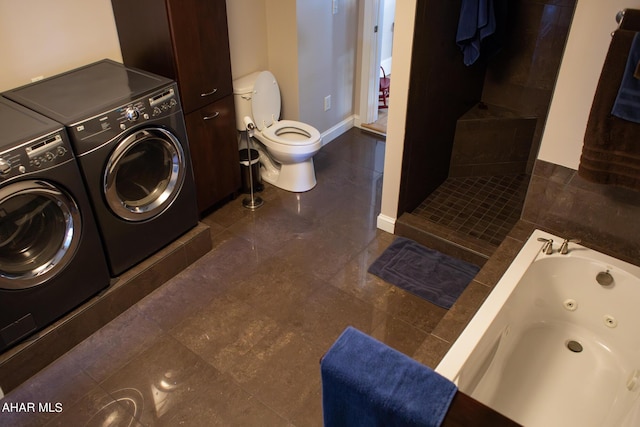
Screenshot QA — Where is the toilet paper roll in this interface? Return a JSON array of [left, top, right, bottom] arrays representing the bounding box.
[[243, 116, 256, 134]]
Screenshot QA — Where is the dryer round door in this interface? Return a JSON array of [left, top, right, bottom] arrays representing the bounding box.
[[0, 180, 81, 289], [104, 127, 186, 222]]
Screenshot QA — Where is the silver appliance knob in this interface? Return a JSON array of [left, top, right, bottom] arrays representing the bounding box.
[[125, 107, 140, 121], [0, 158, 11, 175]]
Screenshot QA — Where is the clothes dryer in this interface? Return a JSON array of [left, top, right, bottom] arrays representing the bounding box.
[[0, 98, 110, 352], [4, 60, 199, 276]]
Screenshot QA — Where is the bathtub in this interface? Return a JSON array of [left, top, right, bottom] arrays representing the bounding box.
[[436, 229, 640, 427]]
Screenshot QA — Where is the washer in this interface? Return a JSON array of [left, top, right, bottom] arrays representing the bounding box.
[[4, 60, 199, 276], [0, 98, 110, 352]]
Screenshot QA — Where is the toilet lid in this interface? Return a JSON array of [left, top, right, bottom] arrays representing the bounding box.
[[261, 120, 321, 146], [252, 71, 281, 131]]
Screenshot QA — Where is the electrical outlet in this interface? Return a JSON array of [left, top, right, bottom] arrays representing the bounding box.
[[324, 95, 331, 111]]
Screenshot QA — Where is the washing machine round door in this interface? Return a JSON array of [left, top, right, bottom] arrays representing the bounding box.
[[104, 127, 185, 222], [0, 180, 81, 289]]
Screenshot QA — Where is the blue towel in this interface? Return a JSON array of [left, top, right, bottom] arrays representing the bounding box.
[[321, 327, 458, 427], [456, 0, 497, 66], [612, 32, 640, 123]]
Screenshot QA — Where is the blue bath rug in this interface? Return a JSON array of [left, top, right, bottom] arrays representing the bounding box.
[[368, 237, 480, 309]]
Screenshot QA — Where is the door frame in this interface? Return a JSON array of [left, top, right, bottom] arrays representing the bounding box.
[[357, 0, 384, 126]]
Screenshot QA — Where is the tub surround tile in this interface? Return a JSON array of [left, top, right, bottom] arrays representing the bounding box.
[[473, 235, 531, 289], [523, 160, 640, 266]]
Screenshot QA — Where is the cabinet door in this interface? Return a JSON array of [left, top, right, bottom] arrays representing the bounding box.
[[185, 95, 240, 212], [166, 0, 233, 113]]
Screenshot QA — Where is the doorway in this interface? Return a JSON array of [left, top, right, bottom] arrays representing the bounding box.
[[358, 0, 394, 135]]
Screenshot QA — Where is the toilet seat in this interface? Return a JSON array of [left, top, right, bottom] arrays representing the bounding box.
[[261, 120, 321, 146], [252, 71, 281, 131]]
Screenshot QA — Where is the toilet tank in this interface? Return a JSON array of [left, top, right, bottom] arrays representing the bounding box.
[[232, 71, 261, 131]]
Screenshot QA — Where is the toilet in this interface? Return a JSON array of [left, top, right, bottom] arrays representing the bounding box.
[[233, 71, 322, 192]]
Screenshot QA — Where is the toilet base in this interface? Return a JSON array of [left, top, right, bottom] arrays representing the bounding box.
[[262, 158, 317, 192]]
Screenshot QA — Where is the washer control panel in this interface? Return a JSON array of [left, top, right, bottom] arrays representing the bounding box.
[[0, 132, 71, 181], [69, 84, 182, 154], [115, 87, 179, 130]]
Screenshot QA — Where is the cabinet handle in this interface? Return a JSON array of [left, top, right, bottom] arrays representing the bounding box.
[[200, 88, 218, 97], [203, 112, 220, 120]]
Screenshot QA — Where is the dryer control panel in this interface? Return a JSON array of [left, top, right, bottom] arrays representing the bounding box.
[[0, 131, 71, 181]]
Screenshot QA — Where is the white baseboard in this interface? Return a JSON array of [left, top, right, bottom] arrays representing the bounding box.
[[376, 213, 396, 233], [321, 115, 355, 146]]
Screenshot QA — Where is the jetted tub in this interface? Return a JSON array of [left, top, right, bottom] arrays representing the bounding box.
[[436, 229, 640, 427]]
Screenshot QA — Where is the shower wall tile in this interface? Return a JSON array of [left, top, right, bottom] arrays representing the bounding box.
[[482, 0, 576, 174], [450, 105, 537, 177], [522, 160, 640, 265]]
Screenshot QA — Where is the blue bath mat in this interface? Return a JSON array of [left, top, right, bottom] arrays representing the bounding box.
[[368, 237, 480, 309]]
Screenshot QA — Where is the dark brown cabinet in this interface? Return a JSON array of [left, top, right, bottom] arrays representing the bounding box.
[[184, 96, 238, 212], [111, 0, 240, 213]]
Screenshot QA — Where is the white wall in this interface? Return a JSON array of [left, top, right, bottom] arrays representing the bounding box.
[[226, 0, 269, 79], [376, 0, 415, 233], [227, 0, 358, 134], [0, 0, 357, 139], [538, 0, 640, 169], [378, 0, 640, 231], [297, 0, 358, 132], [0, 0, 122, 92], [264, 0, 300, 121]]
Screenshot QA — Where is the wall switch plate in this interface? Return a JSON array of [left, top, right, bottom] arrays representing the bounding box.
[[324, 95, 331, 111]]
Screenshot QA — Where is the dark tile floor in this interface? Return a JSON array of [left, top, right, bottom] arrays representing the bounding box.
[[412, 174, 529, 247], [1, 128, 450, 426]]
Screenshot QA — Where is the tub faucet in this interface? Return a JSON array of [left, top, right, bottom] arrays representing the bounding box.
[[537, 238, 554, 254], [560, 238, 581, 255]]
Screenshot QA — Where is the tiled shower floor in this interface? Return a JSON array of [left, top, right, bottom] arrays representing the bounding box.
[[412, 175, 529, 247]]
